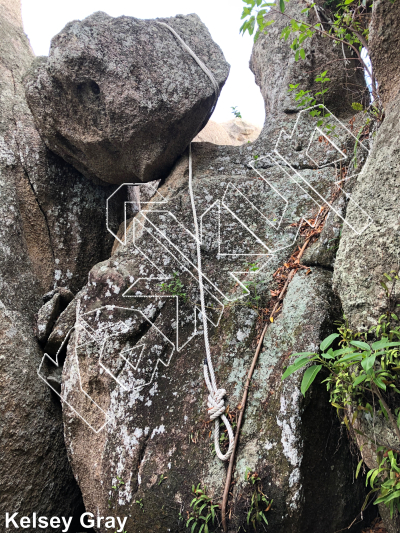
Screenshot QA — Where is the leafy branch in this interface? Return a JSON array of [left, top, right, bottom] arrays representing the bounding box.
[[240, 0, 380, 100], [282, 272, 400, 516]]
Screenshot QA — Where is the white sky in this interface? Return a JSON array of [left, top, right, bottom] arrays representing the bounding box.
[[21, 0, 265, 127]]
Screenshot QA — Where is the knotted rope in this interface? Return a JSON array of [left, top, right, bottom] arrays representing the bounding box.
[[189, 143, 235, 462], [157, 21, 234, 461]]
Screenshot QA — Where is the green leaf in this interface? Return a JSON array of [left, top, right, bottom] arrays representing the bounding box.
[[339, 353, 363, 363], [375, 490, 400, 505], [350, 340, 371, 351], [356, 459, 363, 479], [299, 48, 305, 60], [366, 469, 374, 487], [374, 376, 387, 391], [370, 468, 383, 488], [279, 0, 285, 12], [292, 352, 316, 358], [372, 338, 391, 350], [320, 333, 339, 352], [361, 354, 376, 374], [301, 365, 322, 396], [282, 357, 310, 380], [353, 374, 367, 386], [333, 347, 355, 357]]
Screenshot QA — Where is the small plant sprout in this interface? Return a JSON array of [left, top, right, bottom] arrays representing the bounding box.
[[160, 271, 188, 302], [242, 262, 262, 310], [244, 468, 273, 530], [186, 484, 219, 533], [112, 476, 124, 490], [135, 497, 144, 512], [158, 473, 167, 485], [231, 106, 242, 119], [352, 102, 364, 112], [109, 476, 124, 510]]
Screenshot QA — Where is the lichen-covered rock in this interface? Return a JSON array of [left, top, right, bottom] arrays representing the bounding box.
[[333, 96, 400, 330], [24, 11, 230, 185], [60, 128, 369, 531], [0, 1, 85, 527]]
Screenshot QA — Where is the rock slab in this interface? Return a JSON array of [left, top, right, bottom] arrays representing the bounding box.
[[24, 12, 230, 185]]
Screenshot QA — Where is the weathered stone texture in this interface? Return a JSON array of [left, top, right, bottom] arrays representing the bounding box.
[[60, 132, 368, 532], [250, 1, 365, 121], [369, 0, 400, 107], [0, 1, 85, 528], [333, 96, 400, 330], [0, 0, 125, 528], [24, 12, 230, 185]]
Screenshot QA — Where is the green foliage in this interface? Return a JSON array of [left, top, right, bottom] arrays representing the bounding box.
[[283, 272, 400, 515], [158, 473, 167, 485], [135, 498, 144, 512], [359, 447, 400, 518], [352, 102, 364, 112], [240, 0, 380, 100], [160, 271, 187, 302], [108, 476, 124, 510], [244, 469, 273, 530], [231, 106, 242, 119], [111, 476, 125, 490], [186, 485, 219, 533], [288, 71, 335, 134], [242, 263, 263, 310]]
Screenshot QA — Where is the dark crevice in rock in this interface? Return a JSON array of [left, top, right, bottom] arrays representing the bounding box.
[[302, 262, 334, 272], [300, 374, 377, 533]]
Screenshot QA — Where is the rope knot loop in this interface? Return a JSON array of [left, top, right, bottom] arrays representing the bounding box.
[[207, 388, 226, 420]]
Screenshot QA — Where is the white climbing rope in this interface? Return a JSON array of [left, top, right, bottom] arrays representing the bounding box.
[[157, 21, 235, 461], [188, 144, 235, 462]]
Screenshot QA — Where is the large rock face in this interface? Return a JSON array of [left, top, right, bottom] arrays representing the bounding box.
[[4, 0, 394, 530], [333, 96, 400, 330], [0, 0, 126, 529], [59, 116, 370, 531], [24, 12, 230, 185], [333, 0, 400, 330], [0, 0, 84, 528]]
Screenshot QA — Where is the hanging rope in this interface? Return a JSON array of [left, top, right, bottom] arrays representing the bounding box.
[[157, 21, 234, 461], [188, 144, 235, 462]]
